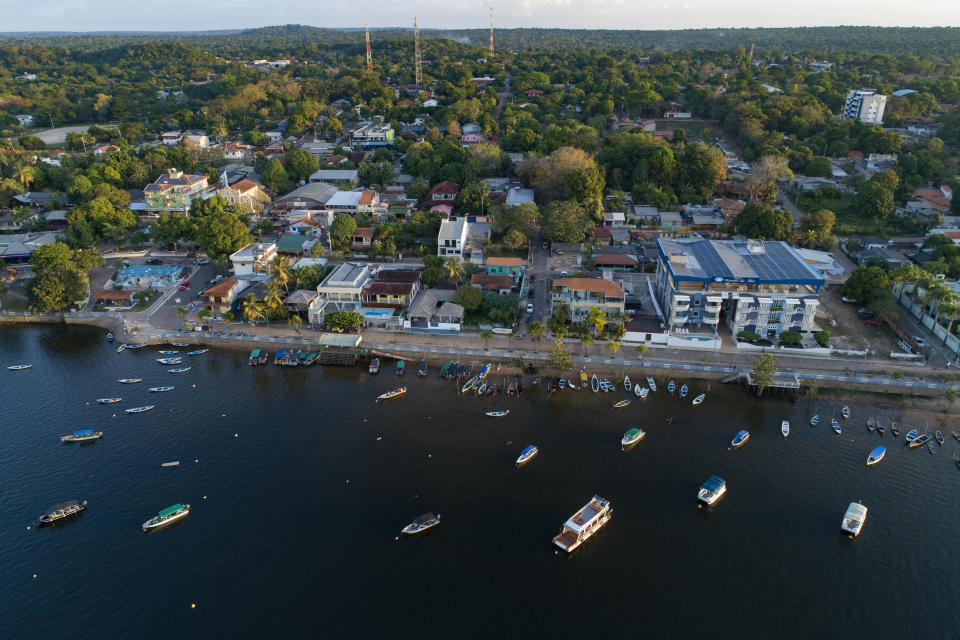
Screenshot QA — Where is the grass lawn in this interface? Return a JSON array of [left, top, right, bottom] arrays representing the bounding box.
[[796, 192, 915, 236], [0, 291, 29, 311]]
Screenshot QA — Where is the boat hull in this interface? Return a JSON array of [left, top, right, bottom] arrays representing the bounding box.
[[142, 507, 190, 532]]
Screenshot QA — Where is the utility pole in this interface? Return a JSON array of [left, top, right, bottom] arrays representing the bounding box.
[[488, 5, 494, 59], [365, 21, 372, 73], [414, 17, 422, 88]]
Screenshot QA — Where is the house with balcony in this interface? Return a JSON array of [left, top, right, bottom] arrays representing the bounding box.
[[325, 190, 379, 217], [230, 242, 278, 276], [550, 277, 625, 323], [350, 123, 395, 150], [200, 278, 246, 314], [217, 179, 271, 214], [437, 216, 469, 261], [485, 257, 525, 282], [422, 181, 460, 211], [361, 269, 422, 308], [307, 262, 377, 325], [404, 289, 464, 334], [656, 238, 824, 338], [144, 168, 213, 213]]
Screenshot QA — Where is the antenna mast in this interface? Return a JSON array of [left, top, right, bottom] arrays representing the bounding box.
[[365, 21, 372, 73], [414, 17, 422, 87], [488, 6, 494, 58]]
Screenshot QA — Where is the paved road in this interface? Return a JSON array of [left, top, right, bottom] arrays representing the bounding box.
[[31, 124, 116, 145], [777, 189, 804, 227], [894, 299, 954, 368]]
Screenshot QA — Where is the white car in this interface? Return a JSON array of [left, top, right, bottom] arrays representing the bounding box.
[[526, 303, 534, 314], [913, 336, 927, 348]]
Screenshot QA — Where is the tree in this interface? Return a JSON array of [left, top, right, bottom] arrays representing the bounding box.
[[801, 208, 836, 248], [222, 311, 235, 325], [751, 352, 776, 397], [854, 179, 895, 224], [444, 257, 465, 284], [330, 214, 357, 251], [198, 208, 253, 263], [289, 314, 303, 336], [529, 321, 546, 343], [746, 154, 793, 201], [842, 266, 891, 305], [585, 306, 607, 338], [480, 330, 493, 349], [779, 331, 802, 345], [269, 256, 292, 293], [261, 158, 290, 193], [735, 202, 793, 241], [813, 330, 830, 346], [454, 285, 483, 311], [483, 293, 519, 324], [197, 308, 212, 324], [543, 200, 590, 243], [805, 157, 833, 177], [503, 230, 528, 250], [285, 149, 319, 182], [581, 333, 594, 355], [607, 339, 621, 357], [325, 310, 363, 330], [548, 338, 573, 371], [635, 344, 648, 357], [176, 306, 188, 329], [243, 296, 265, 325]]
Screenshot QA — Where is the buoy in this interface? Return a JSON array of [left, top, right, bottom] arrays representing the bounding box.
[[428, 454, 432, 458], [395, 536, 399, 541], [192, 384, 196, 388], [32, 574, 37, 579], [221, 413, 226, 417], [194, 459, 198, 463], [234, 433, 238, 437], [191, 603, 196, 609], [26, 526, 30, 530], [203, 496, 207, 499], [346, 480, 350, 483]]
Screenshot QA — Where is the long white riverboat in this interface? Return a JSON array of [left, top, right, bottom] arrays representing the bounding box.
[[552, 495, 612, 553]]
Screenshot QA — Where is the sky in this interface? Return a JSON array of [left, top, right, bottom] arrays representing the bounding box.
[[2, 0, 960, 32]]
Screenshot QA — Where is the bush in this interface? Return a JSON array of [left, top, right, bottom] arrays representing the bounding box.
[[779, 331, 803, 345], [813, 330, 830, 346], [737, 330, 761, 342]]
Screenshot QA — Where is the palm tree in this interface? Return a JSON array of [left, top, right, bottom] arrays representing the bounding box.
[[611, 322, 626, 341], [444, 257, 465, 284], [269, 256, 292, 293], [290, 314, 303, 336], [243, 295, 265, 326], [607, 340, 621, 358], [529, 321, 546, 343], [480, 329, 493, 350], [925, 284, 953, 323], [175, 306, 188, 330], [554, 326, 568, 340], [938, 297, 960, 344], [196, 308, 212, 325], [15, 165, 35, 190], [892, 264, 928, 302], [580, 333, 594, 355], [585, 306, 606, 338], [635, 344, 648, 358], [263, 282, 285, 323], [222, 311, 235, 329]]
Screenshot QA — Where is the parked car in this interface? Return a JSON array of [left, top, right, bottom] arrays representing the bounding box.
[[858, 308, 875, 318], [527, 289, 534, 299], [913, 336, 927, 347], [195, 258, 211, 265], [178, 281, 190, 291], [526, 303, 534, 314], [145, 258, 162, 265], [863, 319, 883, 327], [841, 296, 857, 303]]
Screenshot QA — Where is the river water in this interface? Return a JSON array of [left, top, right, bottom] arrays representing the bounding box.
[[2, 325, 958, 638]]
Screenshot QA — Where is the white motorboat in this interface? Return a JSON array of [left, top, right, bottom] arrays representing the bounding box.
[[402, 512, 440, 535], [866, 446, 886, 466], [697, 476, 726, 506], [623, 375, 632, 393], [840, 502, 867, 538], [781, 421, 790, 438], [8, 364, 32, 370], [692, 393, 705, 406], [621, 428, 645, 447], [552, 496, 612, 552], [142, 503, 190, 532], [516, 445, 538, 465]]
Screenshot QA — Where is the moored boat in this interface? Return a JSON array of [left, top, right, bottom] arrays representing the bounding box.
[[477, 382, 487, 395], [731, 430, 750, 448], [161, 461, 180, 468], [909, 433, 932, 448], [439, 362, 452, 378], [781, 420, 790, 438], [867, 417, 877, 432], [580, 371, 588, 388], [639, 386, 650, 399], [479, 363, 491, 379], [558, 378, 566, 390], [623, 375, 632, 393], [8, 364, 32, 370], [401, 512, 440, 535], [105, 332, 114, 343], [840, 502, 867, 538], [486, 410, 509, 417], [516, 445, 538, 465], [928, 442, 937, 455], [377, 387, 407, 402], [692, 393, 705, 406], [61, 429, 102, 443], [126, 343, 148, 349], [647, 377, 657, 392], [552, 496, 612, 553], [877, 421, 885, 435], [600, 379, 614, 392], [97, 397, 122, 404], [185, 349, 209, 355], [591, 374, 599, 393], [842, 406, 850, 419], [274, 349, 286, 365], [668, 380, 676, 393], [369, 358, 380, 374], [621, 427, 645, 447], [418, 360, 428, 376], [118, 378, 142, 384], [168, 366, 191, 373], [38, 500, 87, 525], [157, 357, 182, 365], [462, 375, 479, 393], [680, 384, 688, 398], [116, 344, 127, 353], [892, 422, 900, 437], [159, 350, 179, 355], [867, 446, 886, 466], [248, 349, 261, 365], [905, 429, 919, 442], [170, 343, 189, 347], [936, 430, 945, 446], [698, 476, 726, 506], [832, 418, 841, 434], [810, 414, 820, 426], [149, 386, 174, 393], [125, 405, 155, 414], [142, 503, 190, 532], [953, 431, 960, 441], [613, 399, 631, 409], [396, 360, 405, 376]]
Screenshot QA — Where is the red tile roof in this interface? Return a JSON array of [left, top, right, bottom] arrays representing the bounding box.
[[594, 254, 638, 266], [486, 257, 523, 267], [202, 278, 240, 297], [471, 273, 514, 290], [554, 277, 623, 297]]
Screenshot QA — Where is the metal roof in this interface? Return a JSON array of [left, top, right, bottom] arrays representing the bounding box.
[[657, 238, 824, 285]]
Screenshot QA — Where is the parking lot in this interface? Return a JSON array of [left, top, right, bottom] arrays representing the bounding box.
[[816, 286, 901, 354]]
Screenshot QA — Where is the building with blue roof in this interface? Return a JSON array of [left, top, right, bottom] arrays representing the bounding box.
[[656, 238, 825, 338], [116, 265, 182, 288]]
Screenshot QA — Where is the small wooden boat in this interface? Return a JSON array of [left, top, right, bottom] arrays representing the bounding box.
[[954, 449, 960, 470], [61, 429, 102, 443], [377, 387, 406, 402], [936, 430, 945, 447], [638, 387, 650, 399], [621, 427, 645, 447], [158, 350, 179, 355], [118, 378, 142, 384], [781, 421, 790, 438], [149, 386, 174, 393], [396, 360, 405, 376], [566, 378, 577, 390], [680, 384, 688, 398], [418, 360, 428, 376], [928, 442, 937, 455], [647, 377, 657, 392], [477, 382, 487, 395], [623, 375, 632, 393], [842, 406, 850, 420], [877, 421, 885, 435], [168, 366, 191, 373], [952, 431, 960, 442], [613, 400, 631, 409], [142, 503, 190, 532], [591, 374, 599, 393], [866, 446, 886, 466], [559, 378, 567, 390], [479, 363, 492, 379], [909, 433, 932, 448], [486, 384, 495, 396], [892, 422, 900, 437], [97, 398, 122, 404], [507, 380, 517, 396], [125, 405, 155, 414], [439, 362, 452, 378], [171, 342, 189, 347], [38, 500, 87, 525], [7, 364, 32, 370], [905, 429, 919, 443], [692, 393, 705, 406], [369, 358, 380, 374], [486, 410, 509, 417], [161, 461, 180, 468], [401, 513, 440, 535], [580, 371, 588, 387], [157, 357, 182, 365], [668, 380, 676, 393], [516, 445, 538, 465], [462, 375, 479, 393], [186, 349, 209, 355], [810, 414, 820, 426], [105, 332, 114, 343], [867, 417, 876, 432], [731, 430, 750, 448], [600, 379, 614, 392], [832, 418, 842, 435], [126, 343, 147, 349], [116, 344, 127, 353]]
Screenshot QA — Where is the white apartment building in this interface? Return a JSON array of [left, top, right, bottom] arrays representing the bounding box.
[[842, 89, 887, 125]]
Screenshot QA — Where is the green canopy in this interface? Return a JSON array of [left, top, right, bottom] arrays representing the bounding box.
[[159, 504, 184, 518]]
